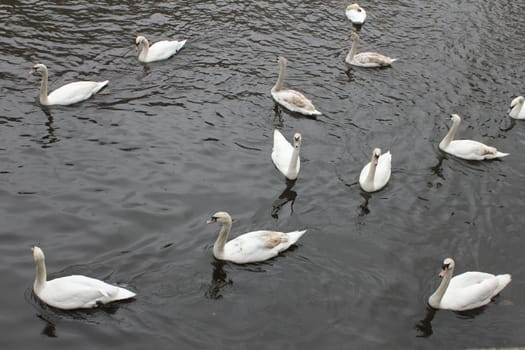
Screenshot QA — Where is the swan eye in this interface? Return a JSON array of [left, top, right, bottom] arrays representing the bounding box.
[[358, 9, 362, 12], [210, 216, 218, 222], [441, 263, 450, 269]]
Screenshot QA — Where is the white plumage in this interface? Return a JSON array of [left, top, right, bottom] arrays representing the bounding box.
[[359, 148, 391, 192], [207, 212, 306, 264], [136, 35, 186, 63], [508, 95, 525, 119], [345, 3, 367, 25], [271, 129, 301, 180], [32, 246, 136, 310], [346, 32, 397, 68], [30, 64, 108, 106]]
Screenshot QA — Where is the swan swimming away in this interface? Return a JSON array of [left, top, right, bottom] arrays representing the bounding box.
[[439, 114, 509, 160], [207, 211, 306, 264], [359, 148, 391, 192], [272, 129, 301, 180], [428, 258, 511, 311], [30, 64, 108, 106], [135, 35, 187, 63], [271, 56, 321, 116], [31, 246, 135, 310], [346, 3, 366, 25], [508, 95, 525, 119], [346, 32, 397, 68]]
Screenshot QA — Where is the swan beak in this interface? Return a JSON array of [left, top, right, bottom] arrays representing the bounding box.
[[439, 269, 446, 278], [29, 68, 36, 75], [507, 108, 511, 113], [207, 217, 217, 224]]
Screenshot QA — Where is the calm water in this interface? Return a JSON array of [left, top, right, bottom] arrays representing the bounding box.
[[1, 0, 525, 349]]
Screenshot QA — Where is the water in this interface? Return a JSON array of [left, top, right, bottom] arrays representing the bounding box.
[[1, 0, 525, 348]]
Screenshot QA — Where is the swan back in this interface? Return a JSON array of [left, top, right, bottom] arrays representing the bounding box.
[[509, 96, 525, 119], [271, 130, 301, 180], [346, 4, 367, 24]]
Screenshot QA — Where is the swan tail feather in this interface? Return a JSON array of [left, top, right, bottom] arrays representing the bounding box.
[[494, 274, 511, 295], [286, 230, 307, 244], [114, 286, 136, 301]]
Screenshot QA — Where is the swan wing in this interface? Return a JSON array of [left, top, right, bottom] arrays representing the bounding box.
[[440, 272, 502, 311], [47, 81, 108, 105], [146, 40, 186, 62], [352, 52, 396, 67], [37, 275, 135, 309], [374, 151, 392, 189], [272, 89, 321, 115], [445, 140, 508, 160]]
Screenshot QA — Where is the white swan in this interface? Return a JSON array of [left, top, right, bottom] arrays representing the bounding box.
[[359, 148, 391, 192], [272, 130, 301, 180], [508, 95, 525, 119], [32, 246, 136, 310], [135, 35, 187, 63], [207, 212, 306, 264], [439, 114, 509, 160], [346, 3, 366, 25], [346, 32, 397, 68], [271, 56, 321, 116], [428, 258, 511, 311], [30, 64, 108, 106]]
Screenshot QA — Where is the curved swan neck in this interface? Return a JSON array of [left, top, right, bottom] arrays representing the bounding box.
[[428, 268, 453, 308], [288, 146, 300, 174], [213, 220, 232, 256], [346, 35, 359, 62], [365, 157, 378, 185], [138, 40, 150, 61], [34, 258, 47, 293], [272, 59, 286, 93], [440, 117, 460, 149], [39, 67, 49, 104]]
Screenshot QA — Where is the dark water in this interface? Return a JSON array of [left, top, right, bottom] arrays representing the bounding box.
[[1, 0, 525, 348]]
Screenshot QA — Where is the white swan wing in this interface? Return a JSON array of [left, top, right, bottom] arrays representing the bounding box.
[[440, 272, 502, 311], [47, 81, 108, 105], [272, 89, 321, 116], [37, 275, 135, 310], [351, 52, 396, 68], [223, 230, 306, 264], [146, 40, 186, 62], [374, 151, 392, 189], [444, 140, 508, 160], [271, 130, 299, 177]]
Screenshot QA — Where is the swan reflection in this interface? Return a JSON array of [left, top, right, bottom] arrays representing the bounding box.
[[205, 260, 232, 300], [271, 179, 297, 219]]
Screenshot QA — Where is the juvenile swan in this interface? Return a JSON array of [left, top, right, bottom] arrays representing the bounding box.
[[439, 114, 509, 160], [359, 148, 391, 192], [271, 56, 321, 116], [30, 64, 108, 106], [272, 130, 301, 180], [346, 3, 366, 25], [508, 95, 525, 119], [32, 246, 136, 310], [428, 258, 511, 311], [135, 35, 187, 63], [207, 212, 306, 264], [346, 32, 397, 68]]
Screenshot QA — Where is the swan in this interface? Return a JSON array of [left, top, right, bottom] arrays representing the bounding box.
[[346, 3, 366, 25], [346, 32, 397, 67], [135, 35, 187, 63], [271, 56, 321, 116], [439, 114, 509, 160], [32, 246, 136, 310], [207, 211, 306, 264], [272, 129, 301, 180], [428, 258, 511, 311], [359, 148, 391, 192], [30, 64, 108, 106], [508, 95, 525, 119]]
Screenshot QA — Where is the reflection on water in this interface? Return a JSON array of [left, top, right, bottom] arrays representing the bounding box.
[[205, 261, 233, 300], [271, 179, 297, 219], [415, 306, 436, 338], [358, 191, 371, 216]]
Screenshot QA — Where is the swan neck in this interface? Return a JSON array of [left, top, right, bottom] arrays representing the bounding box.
[[288, 147, 300, 175], [440, 118, 459, 149], [346, 36, 359, 62], [34, 258, 47, 293], [428, 269, 453, 308], [272, 59, 286, 93], [510, 100, 523, 118], [39, 68, 49, 104], [139, 40, 150, 61], [213, 221, 231, 257], [365, 158, 378, 185]]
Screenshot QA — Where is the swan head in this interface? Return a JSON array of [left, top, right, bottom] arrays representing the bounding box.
[[372, 148, 381, 165], [30, 64, 47, 75], [346, 4, 364, 12], [207, 211, 232, 225], [439, 258, 455, 277], [293, 133, 302, 149], [32, 246, 45, 262], [277, 56, 287, 66], [135, 36, 147, 48], [449, 113, 461, 123], [510, 96, 524, 109]]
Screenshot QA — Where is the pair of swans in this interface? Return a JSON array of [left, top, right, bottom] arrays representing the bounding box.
[[428, 258, 511, 311], [207, 212, 306, 264], [508, 95, 525, 119], [439, 114, 509, 160], [32, 246, 135, 310]]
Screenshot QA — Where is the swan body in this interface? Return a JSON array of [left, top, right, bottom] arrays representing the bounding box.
[[32, 246, 136, 310], [439, 114, 509, 160], [207, 212, 306, 264], [271, 56, 321, 116], [508, 96, 525, 119], [346, 4, 366, 25], [359, 148, 391, 192], [272, 130, 301, 180], [30, 64, 108, 106], [136, 35, 187, 63], [428, 258, 511, 311], [346, 32, 397, 67]]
